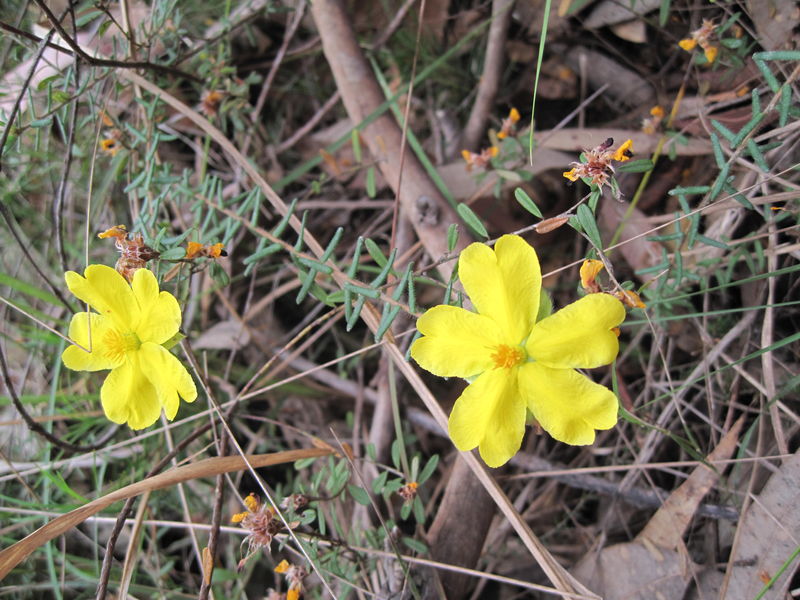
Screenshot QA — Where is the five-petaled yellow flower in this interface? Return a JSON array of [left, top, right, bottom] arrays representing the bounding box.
[[62, 264, 197, 429], [411, 235, 625, 467]]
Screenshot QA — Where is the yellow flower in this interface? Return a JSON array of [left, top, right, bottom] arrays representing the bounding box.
[[62, 264, 197, 429], [678, 38, 697, 51], [703, 46, 718, 64], [580, 259, 605, 293], [410, 235, 625, 467]]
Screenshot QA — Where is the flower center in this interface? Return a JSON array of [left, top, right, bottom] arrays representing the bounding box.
[[103, 329, 141, 362], [490, 344, 525, 370]]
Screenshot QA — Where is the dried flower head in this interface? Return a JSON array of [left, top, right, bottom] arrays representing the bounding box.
[[679, 19, 718, 64], [563, 137, 633, 192], [98, 225, 160, 282], [462, 146, 499, 171], [497, 107, 521, 140], [200, 90, 225, 116], [397, 481, 418, 504], [232, 493, 282, 560]]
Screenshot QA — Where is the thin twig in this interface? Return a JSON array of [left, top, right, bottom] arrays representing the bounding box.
[[27, 1, 202, 83], [460, 0, 515, 151]]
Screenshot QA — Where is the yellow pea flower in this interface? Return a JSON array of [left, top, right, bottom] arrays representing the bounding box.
[[62, 264, 197, 429], [410, 235, 625, 467]]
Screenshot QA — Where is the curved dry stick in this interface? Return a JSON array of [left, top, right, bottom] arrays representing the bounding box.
[[0, 446, 334, 580], [310, 0, 469, 282], [460, 0, 515, 152]]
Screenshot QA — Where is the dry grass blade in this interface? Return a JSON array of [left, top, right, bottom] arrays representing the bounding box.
[[0, 447, 334, 580]]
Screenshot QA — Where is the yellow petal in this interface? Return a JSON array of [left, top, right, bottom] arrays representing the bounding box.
[[62, 312, 123, 371], [509, 107, 520, 122], [66, 265, 139, 332], [518, 363, 618, 445], [612, 139, 633, 162], [563, 168, 580, 182], [458, 235, 541, 343], [704, 46, 717, 63], [131, 268, 182, 344], [679, 38, 697, 51], [526, 294, 624, 368], [139, 342, 197, 420], [100, 356, 162, 429], [411, 305, 501, 377], [448, 369, 527, 468], [274, 559, 290, 573]]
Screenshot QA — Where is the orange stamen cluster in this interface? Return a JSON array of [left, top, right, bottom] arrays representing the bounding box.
[[563, 138, 633, 189], [98, 225, 160, 282], [491, 344, 525, 370], [679, 19, 718, 64]]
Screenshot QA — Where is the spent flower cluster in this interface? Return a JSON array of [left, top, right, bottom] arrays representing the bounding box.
[[563, 137, 633, 191]]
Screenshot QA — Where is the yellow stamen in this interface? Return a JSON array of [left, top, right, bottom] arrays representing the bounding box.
[[491, 344, 524, 369], [103, 329, 141, 362]]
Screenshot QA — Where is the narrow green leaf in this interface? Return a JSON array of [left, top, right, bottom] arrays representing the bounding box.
[[514, 187, 543, 218], [447, 223, 459, 252], [616, 159, 654, 173], [456, 202, 488, 239], [365, 238, 387, 268], [576, 204, 602, 249]]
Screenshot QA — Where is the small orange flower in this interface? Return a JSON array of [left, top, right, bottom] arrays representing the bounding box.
[[642, 106, 665, 135], [462, 146, 499, 171], [679, 19, 718, 64], [497, 107, 521, 140], [100, 138, 120, 156], [580, 259, 605, 294], [186, 241, 227, 259]]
